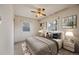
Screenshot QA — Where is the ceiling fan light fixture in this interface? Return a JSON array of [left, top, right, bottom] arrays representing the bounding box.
[[36, 13, 42, 17], [31, 8, 46, 17]]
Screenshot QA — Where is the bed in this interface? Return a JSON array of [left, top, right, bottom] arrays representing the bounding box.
[[22, 36, 58, 55]]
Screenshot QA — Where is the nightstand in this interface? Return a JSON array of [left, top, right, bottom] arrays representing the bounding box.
[[75, 40, 79, 53], [63, 40, 75, 52]]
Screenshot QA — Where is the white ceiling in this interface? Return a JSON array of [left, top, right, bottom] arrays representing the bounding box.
[[14, 4, 76, 19]]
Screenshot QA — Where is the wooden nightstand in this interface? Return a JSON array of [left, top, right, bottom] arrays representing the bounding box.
[[63, 40, 75, 52]]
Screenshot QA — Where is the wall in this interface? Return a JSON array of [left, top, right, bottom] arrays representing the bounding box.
[[14, 16, 40, 42], [0, 5, 14, 54], [40, 5, 79, 40]]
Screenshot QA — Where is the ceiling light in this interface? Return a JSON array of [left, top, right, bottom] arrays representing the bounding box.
[[31, 8, 46, 17]]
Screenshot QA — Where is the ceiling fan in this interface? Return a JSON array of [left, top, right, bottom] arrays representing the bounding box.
[[31, 8, 46, 17]]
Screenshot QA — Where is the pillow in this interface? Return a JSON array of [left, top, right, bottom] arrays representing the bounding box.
[[45, 32, 50, 39], [52, 33, 61, 39]]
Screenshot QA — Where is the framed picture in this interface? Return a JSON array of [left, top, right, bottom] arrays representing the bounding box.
[[62, 15, 77, 28], [73, 15, 77, 28], [22, 22, 30, 32], [40, 22, 47, 30]]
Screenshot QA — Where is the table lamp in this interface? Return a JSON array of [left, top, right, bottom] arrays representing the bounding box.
[[65, 32, 74, 42]]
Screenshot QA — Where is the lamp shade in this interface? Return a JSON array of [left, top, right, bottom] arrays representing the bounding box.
[[38, 30, 43, 33], [65, 32, 73, 37]]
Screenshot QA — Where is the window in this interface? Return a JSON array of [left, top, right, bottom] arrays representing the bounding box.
[[22, 22, 30, 32], [47, 20, 57, 31]]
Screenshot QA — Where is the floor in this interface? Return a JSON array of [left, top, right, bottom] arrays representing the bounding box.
[[14, 42, 24, 55], [58, 49, 79, 55], [14, 42, 79, 55]]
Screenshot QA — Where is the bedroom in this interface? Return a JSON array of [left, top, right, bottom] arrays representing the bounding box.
[[0, 4, 79, 55], [14, 4, 79, 55]]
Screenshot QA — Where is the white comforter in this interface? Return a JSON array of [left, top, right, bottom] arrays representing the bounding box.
[[25, 36, 58, 55]]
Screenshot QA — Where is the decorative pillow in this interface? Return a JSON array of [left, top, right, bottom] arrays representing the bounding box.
[[44, 32, 51, 39], [44, 32, 47, 38], [52, 33, 61, 39]]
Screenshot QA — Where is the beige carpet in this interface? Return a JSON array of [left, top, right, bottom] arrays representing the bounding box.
[[14, 42, 24, 55]]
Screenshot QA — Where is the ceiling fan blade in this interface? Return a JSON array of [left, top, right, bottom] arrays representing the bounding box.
[[37, 8, 41, 11], [31, 11, 37, 13], [35, 14, 38, 17], [42, 8, 45, 11], [42, 14, 46, 16]]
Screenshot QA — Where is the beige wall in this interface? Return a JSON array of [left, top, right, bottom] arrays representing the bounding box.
[[40, 5, 79, 40], [0, 5, 14, 54], [14, 16, 40, 42]]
